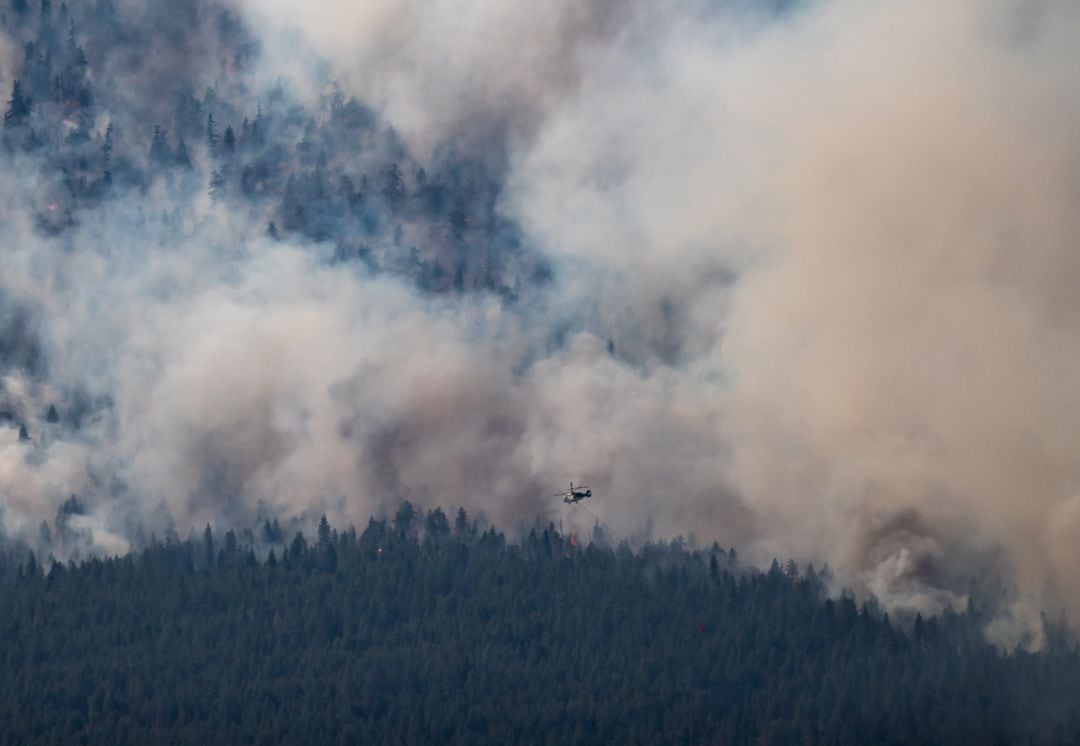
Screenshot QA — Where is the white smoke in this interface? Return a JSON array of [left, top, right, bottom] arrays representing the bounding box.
[[2, 0, 1080, 647]]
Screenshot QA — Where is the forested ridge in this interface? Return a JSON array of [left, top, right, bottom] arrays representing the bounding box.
[[3, 3, 1080, 744], [1, 506, 1078, 745], [0, 0, 545, 308]]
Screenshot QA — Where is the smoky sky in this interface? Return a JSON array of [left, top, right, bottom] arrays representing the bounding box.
[[2, 0, 1080, 647]]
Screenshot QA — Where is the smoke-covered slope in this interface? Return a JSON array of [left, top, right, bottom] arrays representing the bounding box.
[[2, 0, 1080, 648], [0, 0, 557, 549]]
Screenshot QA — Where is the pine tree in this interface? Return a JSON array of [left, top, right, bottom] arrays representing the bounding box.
[[65, 17, 77, 59], [174, 139, 191, 168], [148, 125, 172, 165], [382, 163, 405, 209], [203, 524, 214, 568], [424, 508, 450, 542], [329, 82, 344, 116], [317, 515, 332, 549], [209, 169, 226, 202], [289, 531, 307, 560], [101, 122, 113, 166], [205, 112, 218, 153], [4, 79, 32, 127], [455, 508, 471, 537], [394, 501, 416, 538]]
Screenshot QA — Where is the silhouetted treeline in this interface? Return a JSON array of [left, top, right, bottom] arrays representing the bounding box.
[[1, 505, 1078, 745]]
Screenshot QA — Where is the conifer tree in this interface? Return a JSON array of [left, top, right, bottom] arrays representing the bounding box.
[[4, 79, 31, 126], [382, 162, 405, 209], [148, 124, 172, 165], [101, 122, 113, 166], [174, 138, 191, 168], [209, 169, 226, 202], [205, 112, 218, 153]]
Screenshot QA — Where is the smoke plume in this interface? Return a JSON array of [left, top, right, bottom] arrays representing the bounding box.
[[1, 0, 1079, 646]]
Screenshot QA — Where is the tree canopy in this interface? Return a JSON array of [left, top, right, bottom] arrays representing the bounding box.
[[0, 508, 1077, 744]]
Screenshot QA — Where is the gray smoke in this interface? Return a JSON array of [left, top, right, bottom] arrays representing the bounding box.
[[2, 0, 1079, 648]]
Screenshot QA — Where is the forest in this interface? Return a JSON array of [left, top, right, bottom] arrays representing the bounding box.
[[1, 507, 1080, 744], [0, 0, 547, 303], [4, 1, 1080, 743]]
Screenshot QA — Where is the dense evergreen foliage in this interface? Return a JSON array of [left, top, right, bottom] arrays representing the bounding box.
[[2, 4, 1080, 745], [1, 508, 1078, 744], [0, 0, 547, 302]]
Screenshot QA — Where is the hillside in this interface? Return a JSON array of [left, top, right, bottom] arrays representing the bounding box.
[[2, 509, 1078, 745]]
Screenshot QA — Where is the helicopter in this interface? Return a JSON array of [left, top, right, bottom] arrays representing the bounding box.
[[554, 481, 592, 505]]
